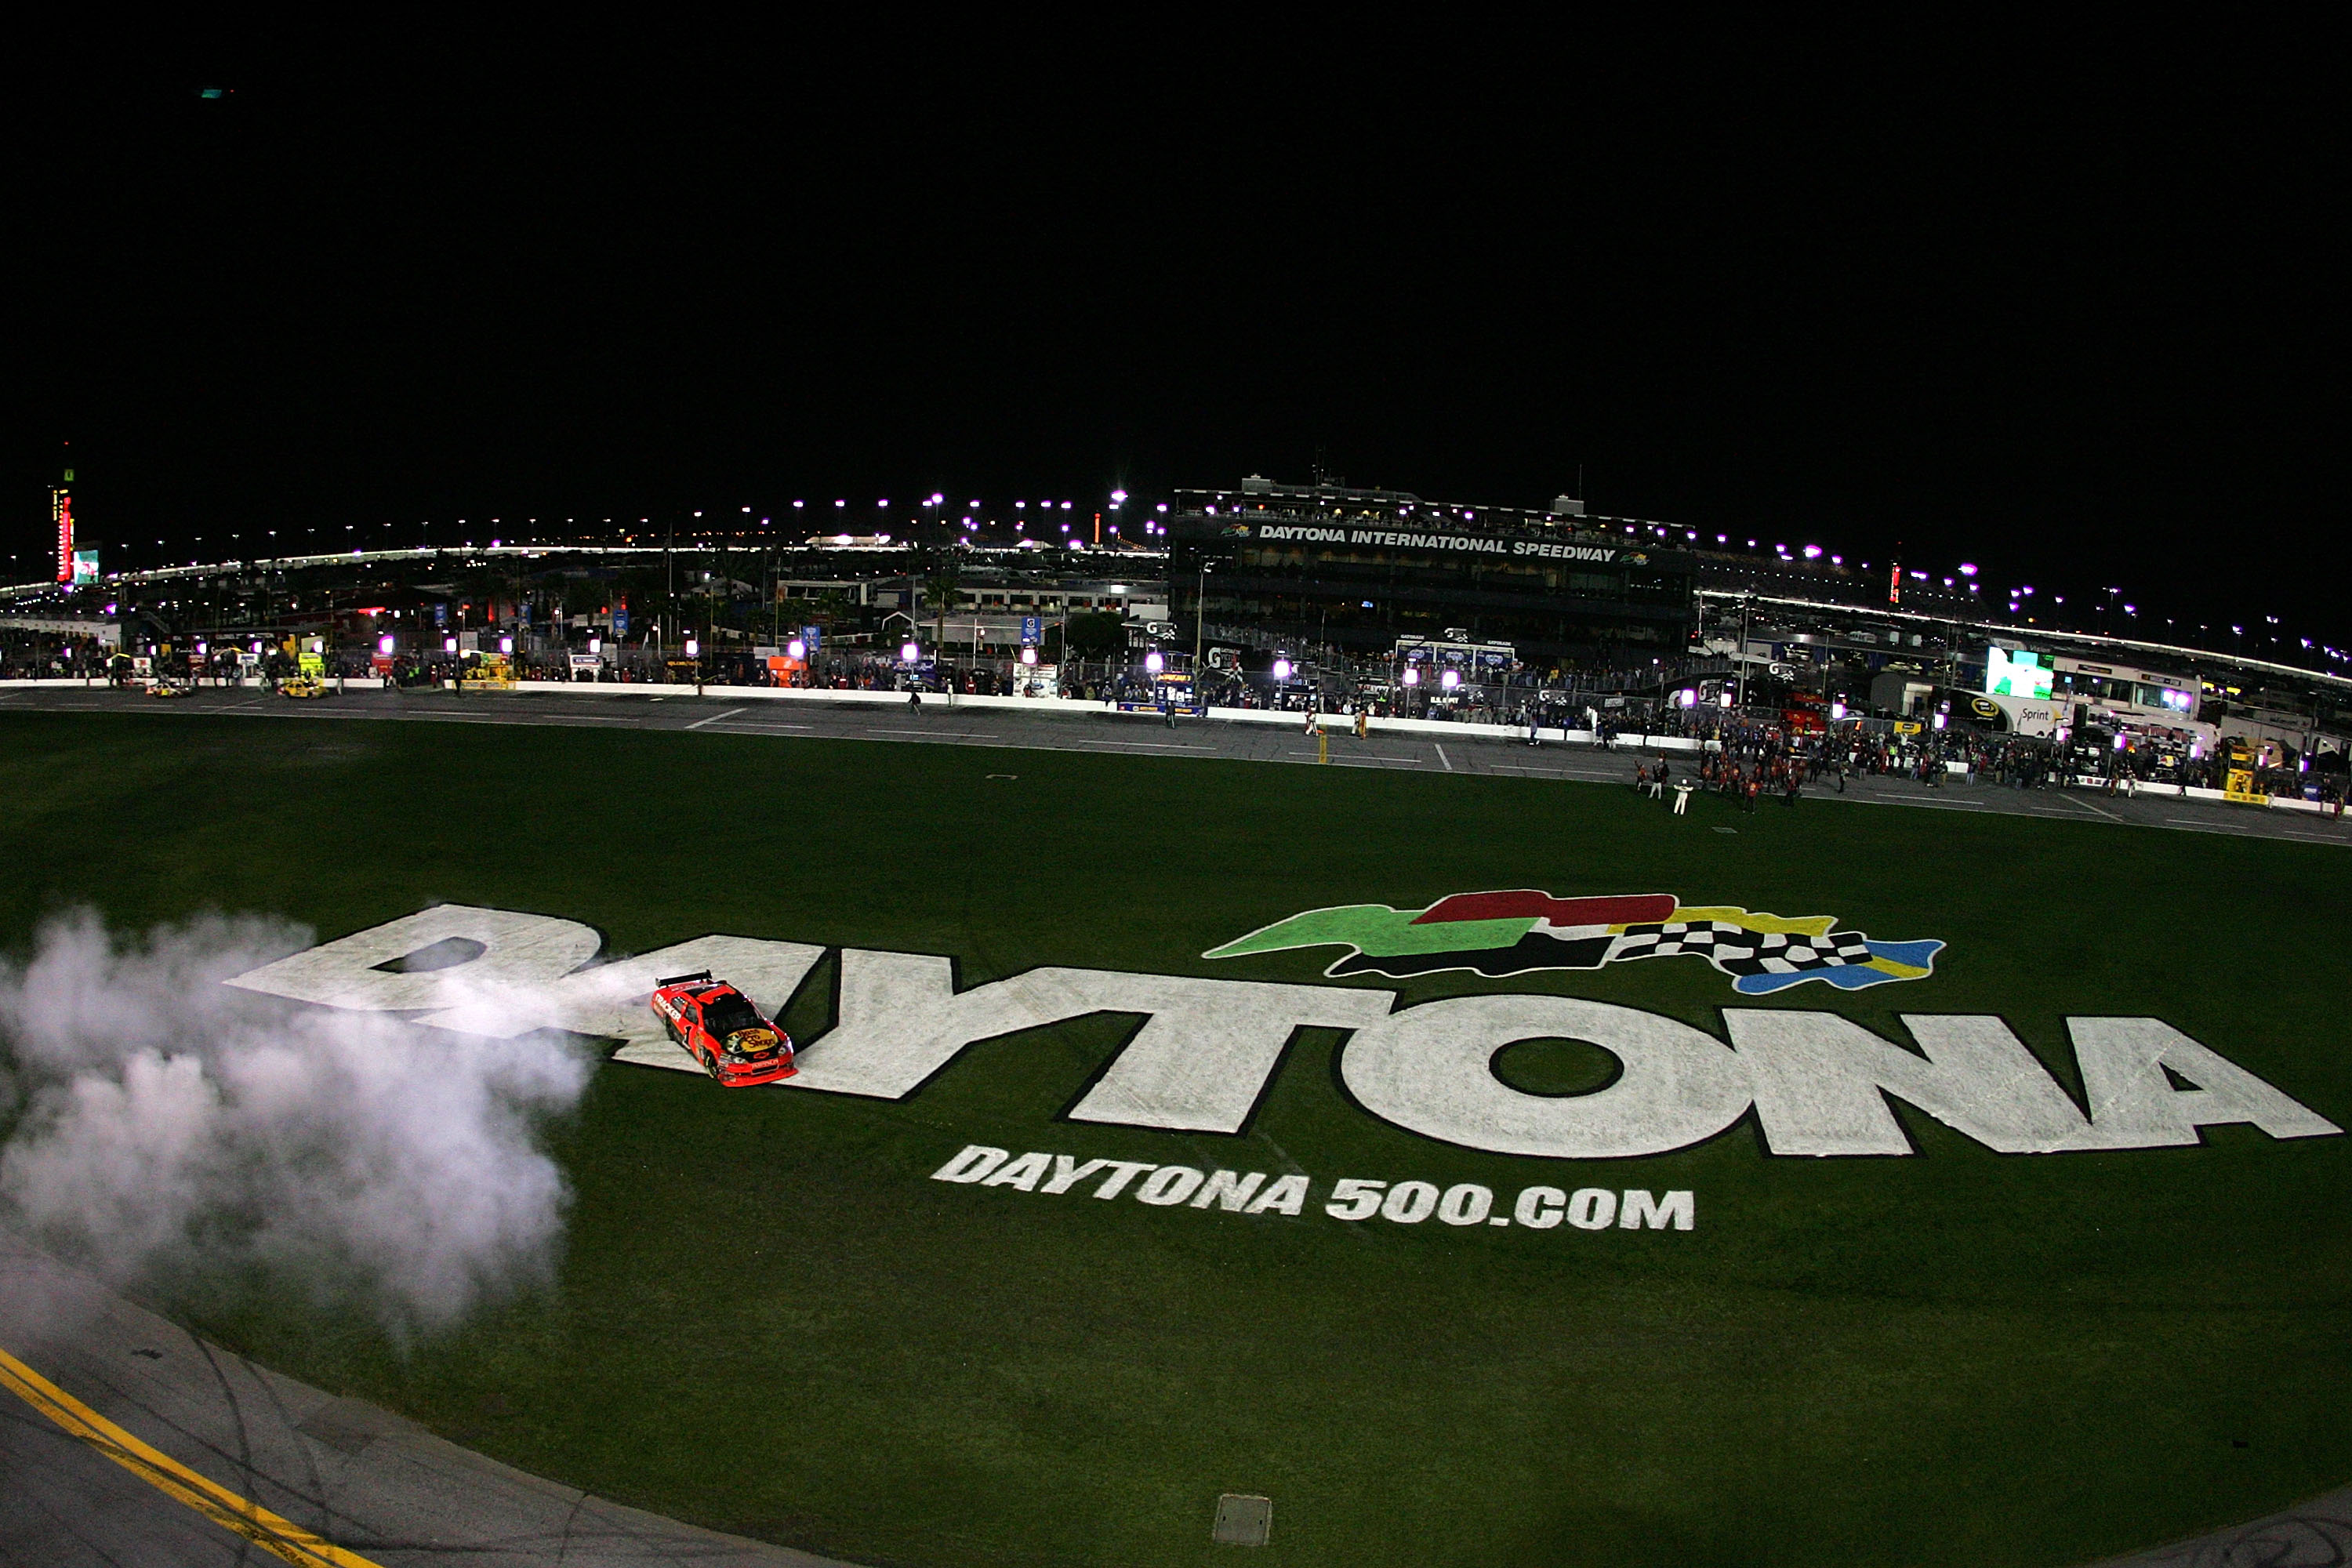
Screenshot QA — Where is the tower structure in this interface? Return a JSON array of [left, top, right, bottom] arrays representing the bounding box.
[[53, 462, 74, 583]]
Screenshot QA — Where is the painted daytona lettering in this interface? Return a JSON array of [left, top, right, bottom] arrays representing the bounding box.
[[228, 906, 2343, 1163], [929, 1147, 1693, 1231]]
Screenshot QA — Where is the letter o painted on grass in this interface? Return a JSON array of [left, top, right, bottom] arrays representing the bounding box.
[[1513, 1186, 1566, 1229], [1567, 1189, 1617, 1229], [1437, 1184, 1494, 1225], [1136, 1167, 1206, 1206], [1339, 995, 1752, 1158], [1381, 1181, 1439, 1223]]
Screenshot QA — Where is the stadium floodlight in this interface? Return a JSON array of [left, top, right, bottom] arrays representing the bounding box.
[[377, 635, 395, 655], [1829, 700, 1846, 720], [1110, 489, 1128, 505], [786, 638, 805, 659], [900, 641, 920, 662], [1802, 545, 1822, 559], [1677, 688, 1697, 709], [589, 637, 601, 654], [1959, 563, 1978, 576], [1439, 670, 1460, 691], [683, 638, 698, 659], [1145, 651, 1163, 673], [1402, 667, 1420, 687], [1272, 658, 1293, 681], [443, 637, 457, 653], [1020, 646, 1037, 666], [499, 636, 514, 655]]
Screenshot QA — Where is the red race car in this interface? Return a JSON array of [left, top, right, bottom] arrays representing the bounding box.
[[648, 971, 797, 1087]]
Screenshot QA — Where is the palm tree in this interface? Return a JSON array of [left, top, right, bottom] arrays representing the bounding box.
[[921, 561, 964, 655]]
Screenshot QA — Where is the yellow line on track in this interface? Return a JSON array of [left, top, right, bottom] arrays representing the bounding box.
[[0, 1341, 385, 1567]]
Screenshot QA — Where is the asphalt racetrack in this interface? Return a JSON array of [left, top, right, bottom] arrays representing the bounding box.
[[0, 681, 2343, 850]]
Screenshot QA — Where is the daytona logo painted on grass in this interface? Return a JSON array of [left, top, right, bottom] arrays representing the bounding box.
[[227, 904, 2343, 1163], [1206, 890, 1941, 994]]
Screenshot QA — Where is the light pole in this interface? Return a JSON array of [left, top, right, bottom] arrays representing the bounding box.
[[1192, 559, 1217, 698], [1736, 590, 1752, 712]]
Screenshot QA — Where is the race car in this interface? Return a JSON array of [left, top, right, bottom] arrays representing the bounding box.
[[648, 971, 797, 1087]]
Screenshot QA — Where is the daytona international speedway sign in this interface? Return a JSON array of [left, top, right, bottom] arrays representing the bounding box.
[[226, 898, 2341, 1162]]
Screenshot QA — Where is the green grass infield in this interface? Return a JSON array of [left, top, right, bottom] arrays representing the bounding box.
[[2, 710, 2348, 1567]]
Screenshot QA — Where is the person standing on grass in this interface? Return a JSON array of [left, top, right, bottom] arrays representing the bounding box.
[[1673, 778, 1693, 815]]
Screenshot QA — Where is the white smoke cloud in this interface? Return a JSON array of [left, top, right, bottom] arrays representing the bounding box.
[[0, 908, 592, 1338]]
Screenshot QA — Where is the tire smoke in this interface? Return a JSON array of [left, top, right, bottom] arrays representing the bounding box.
[[0, 909, 592, 1338]]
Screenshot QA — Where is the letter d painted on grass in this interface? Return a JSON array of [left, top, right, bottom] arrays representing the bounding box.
[[931, 1145, 1011, 1183]]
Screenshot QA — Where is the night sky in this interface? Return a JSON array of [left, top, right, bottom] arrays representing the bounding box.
[[10, 24, 2344, 654]]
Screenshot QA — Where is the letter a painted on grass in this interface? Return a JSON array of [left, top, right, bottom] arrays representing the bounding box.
[[2061, 1018, 2342, 1149]]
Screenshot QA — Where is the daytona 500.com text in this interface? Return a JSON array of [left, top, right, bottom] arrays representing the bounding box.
[[931, 1145, 1695, 1231]]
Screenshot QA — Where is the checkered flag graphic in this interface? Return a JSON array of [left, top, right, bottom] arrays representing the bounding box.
[[1605, 922, 1877, 978]]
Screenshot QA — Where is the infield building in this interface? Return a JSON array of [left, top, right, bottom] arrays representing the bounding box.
[[1167, 477, 1697, 661]]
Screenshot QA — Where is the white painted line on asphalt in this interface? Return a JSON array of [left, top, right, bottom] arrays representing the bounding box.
[[685, 706, 747, 730], [866, 728, 983, 738], [1435, 744, 1453, 772], [2050, 792, 2125, 821], [707, 720, 815, 731]]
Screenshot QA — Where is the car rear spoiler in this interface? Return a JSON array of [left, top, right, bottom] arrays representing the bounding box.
[[655, 970, 714, 987]]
